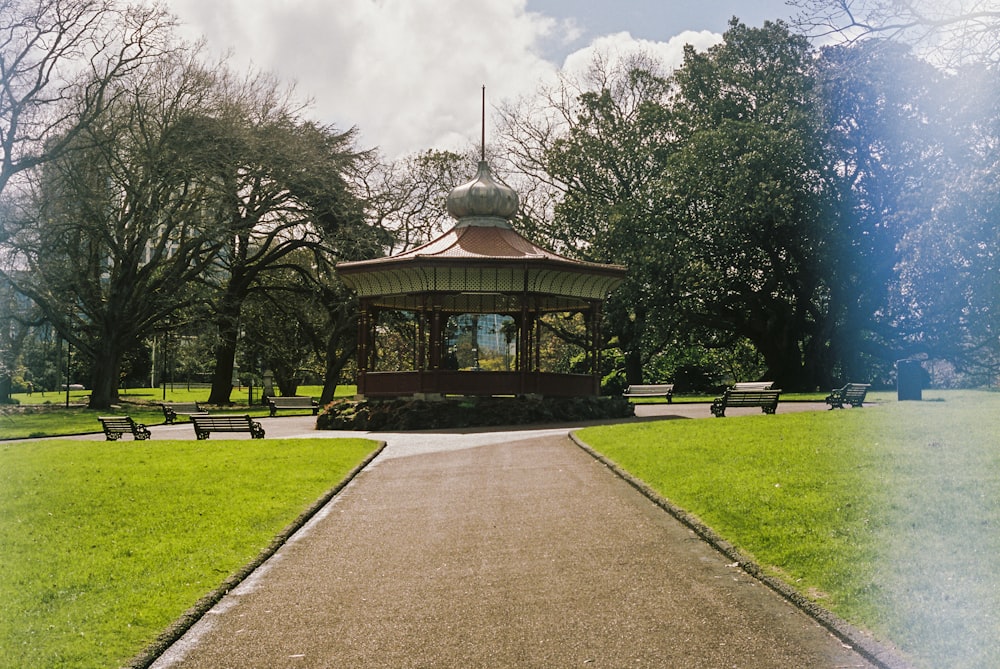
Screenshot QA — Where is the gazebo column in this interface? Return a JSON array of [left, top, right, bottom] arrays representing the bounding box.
[[356, 301, 370, 395], [533, 312, 541, 373], [517, 304, 529, 394], [368, 308, 380, 372], [429, 306, 443, 370], [589, 302, 603, 395], [417, 306, 427, 370]]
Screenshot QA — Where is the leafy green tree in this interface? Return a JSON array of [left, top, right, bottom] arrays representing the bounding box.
[[0, 0, 172, 400], [198, 72, 366, 405], [815, 41, 949, 381], [665, 20, 832, 390], [241, 287, 319, 398], [891, 62, 1000, 380], [498, 53, 682, 385]]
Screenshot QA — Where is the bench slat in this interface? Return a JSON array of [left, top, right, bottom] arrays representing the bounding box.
[[161, 402, 208, 425], [267, 396, 320, 416], [623, 384, 674, 403], [710, 389, 781, 417], [98, 416, 151, 441], [190, 415, 265, 440], [731, 382, 773, 391], [825, 383, 870, 409]]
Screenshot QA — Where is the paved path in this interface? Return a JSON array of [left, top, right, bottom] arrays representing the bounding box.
[[136, 402, 893, 669]]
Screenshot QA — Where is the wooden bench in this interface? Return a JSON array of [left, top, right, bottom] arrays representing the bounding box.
[[711, 389, 781, 417], [731, 381, 774, 391], [267, 396, 320, 416], [190, 414, 265, 440], [622, 384, 674, 403], [825, 383, 870, 409], [98, 416, 152, 441], [160, 402, 209, 425]]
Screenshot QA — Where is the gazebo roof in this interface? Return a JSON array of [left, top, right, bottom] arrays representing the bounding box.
[[337, 161, 626, 313]]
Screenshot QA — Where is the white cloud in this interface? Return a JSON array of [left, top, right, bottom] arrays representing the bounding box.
[[561, 29, 722, 78], [165, 0, 722, 159]]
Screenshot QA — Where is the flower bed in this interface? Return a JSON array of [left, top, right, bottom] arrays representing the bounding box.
[[317, 395, 634, 431]]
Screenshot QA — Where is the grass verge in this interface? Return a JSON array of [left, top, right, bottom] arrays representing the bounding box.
[[0, 386, 357, 440], [0, 437, 380, 669], [576, 390, 1000, 669]]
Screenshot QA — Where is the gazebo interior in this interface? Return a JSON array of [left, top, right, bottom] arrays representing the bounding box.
[[337, 158, 625, 399]]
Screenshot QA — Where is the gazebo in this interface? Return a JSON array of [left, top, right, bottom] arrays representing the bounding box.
[[336, 159, 626, 399]]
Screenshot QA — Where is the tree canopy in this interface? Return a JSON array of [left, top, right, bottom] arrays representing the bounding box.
[[499, 16, 1000, 390], [4, 3, 1000, 401]]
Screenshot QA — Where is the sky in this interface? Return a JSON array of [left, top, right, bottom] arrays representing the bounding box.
[[164, 0, 797, 159]]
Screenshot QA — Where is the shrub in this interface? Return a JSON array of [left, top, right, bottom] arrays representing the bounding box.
[[316, 395, 634, 431]]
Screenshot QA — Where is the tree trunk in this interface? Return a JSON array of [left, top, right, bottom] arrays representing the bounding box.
[[755, 330, 808, 392], [88, 347, 121, 410], [624, 346, 644, 385], [208, 310, 239, 404], [274, 363, 298, 397], [320, 333, 354, 405]]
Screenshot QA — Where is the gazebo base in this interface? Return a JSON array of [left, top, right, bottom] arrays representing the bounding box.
[[358, 370, 599, 399]]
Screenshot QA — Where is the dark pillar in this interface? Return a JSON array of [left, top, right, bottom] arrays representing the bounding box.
[[590, 303, 603, 395], [417, 308, 427, 370], [897, 359, 923, 401], [356, 302, 369, 395], [429, 306, 442, 369]]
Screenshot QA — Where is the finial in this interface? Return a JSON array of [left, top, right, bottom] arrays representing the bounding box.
[[481, 85, 486, 162]]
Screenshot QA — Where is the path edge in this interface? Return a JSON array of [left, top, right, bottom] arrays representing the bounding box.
[[124, 440, 388, 669], [569, 432, 914, 669]]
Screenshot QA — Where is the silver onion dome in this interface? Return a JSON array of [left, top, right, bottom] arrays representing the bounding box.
[[446, 160, 519, 223]]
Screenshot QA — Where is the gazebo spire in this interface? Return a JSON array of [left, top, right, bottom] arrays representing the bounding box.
[[446, 86, 519, 225]]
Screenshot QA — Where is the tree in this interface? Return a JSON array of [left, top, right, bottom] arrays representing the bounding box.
[[665, 20, 833, 389], [2, 49, 227, 409], [0, 0, 172, 195], [197, 71, 366, 405], [498, 52, 682, 385], [814, 40, 950, 381], [353, 149, 468, 254], [240, 260, 324, 398], [791, 0, 1000, 66], [891, 61, 1000, 380]]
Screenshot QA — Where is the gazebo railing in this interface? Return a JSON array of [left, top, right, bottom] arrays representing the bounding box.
[[358, 370, 597, 398]]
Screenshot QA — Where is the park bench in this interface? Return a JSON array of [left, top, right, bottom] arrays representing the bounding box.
[[731, 381, 774, 391], [98, 416, 152, 441], [622, 384, 674, 403], [711, 389, 781, 417], [267, 396, 320, 416], [190, 414, 265, 440], [825, 383, 870, 409], [160, 401, 209, 425]]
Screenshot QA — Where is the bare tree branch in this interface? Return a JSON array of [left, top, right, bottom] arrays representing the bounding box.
[[0, 0, 174, 194], [790, 0, 1000, 65]]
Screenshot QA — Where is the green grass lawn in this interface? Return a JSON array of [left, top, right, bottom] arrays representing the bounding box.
[[0, 385, 357, 440], [0, 437, 380, 669], [577, 390, 1000, 669]]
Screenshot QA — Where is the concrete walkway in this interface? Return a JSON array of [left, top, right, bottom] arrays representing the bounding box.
[[124, 402, 899, 668]]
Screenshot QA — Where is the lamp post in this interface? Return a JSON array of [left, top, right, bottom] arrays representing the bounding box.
[[64, 339, 70, 408], [161, 332, 168, 401]]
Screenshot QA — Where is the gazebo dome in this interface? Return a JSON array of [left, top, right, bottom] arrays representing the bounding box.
[[446, 160, 519, 222]]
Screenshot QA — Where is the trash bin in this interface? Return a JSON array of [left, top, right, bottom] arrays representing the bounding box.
[[896, 359, 923, 401]]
